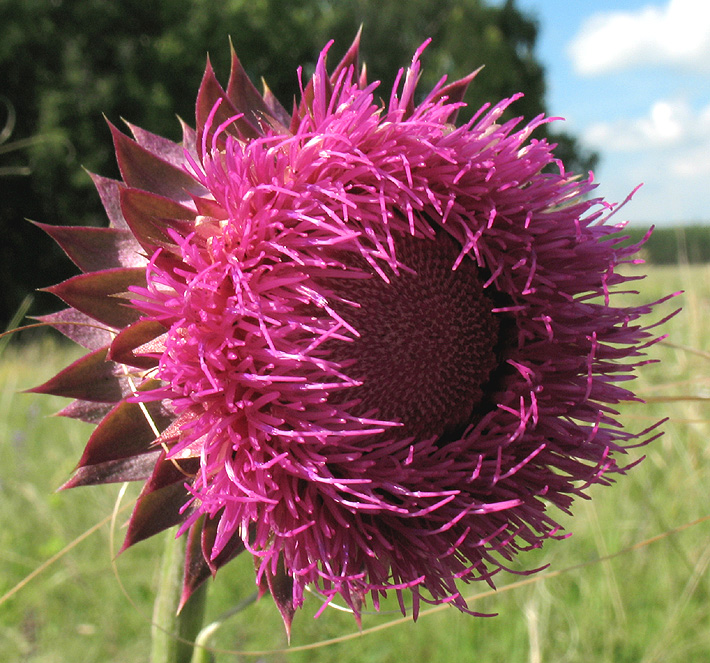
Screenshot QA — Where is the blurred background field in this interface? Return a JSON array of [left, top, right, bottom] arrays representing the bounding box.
[[1, 261, 708, 663]]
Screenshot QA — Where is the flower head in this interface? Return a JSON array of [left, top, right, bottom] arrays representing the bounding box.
[[34, 36, 666, 631]]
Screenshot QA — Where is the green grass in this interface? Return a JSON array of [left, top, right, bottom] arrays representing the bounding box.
[[1, 264, 709, 662]]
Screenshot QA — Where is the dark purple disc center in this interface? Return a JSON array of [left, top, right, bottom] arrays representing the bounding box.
[[329, 231, 500, 440]]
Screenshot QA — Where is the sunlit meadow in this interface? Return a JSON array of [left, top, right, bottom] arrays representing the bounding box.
[[1, 260, 708, 663]]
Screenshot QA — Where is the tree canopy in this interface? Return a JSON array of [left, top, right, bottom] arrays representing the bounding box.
[[0, 0, 597, 326]]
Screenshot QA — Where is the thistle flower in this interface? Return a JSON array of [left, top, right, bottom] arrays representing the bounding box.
[[33, 36, 665, 631]]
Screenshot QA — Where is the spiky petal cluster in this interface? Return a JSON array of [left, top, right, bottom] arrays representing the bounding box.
[[34, 36, 666, 631]]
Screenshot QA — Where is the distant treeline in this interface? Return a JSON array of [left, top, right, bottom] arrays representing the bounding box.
[[616, 224, 710, 264]]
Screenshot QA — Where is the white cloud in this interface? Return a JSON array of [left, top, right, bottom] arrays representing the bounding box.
[[593, 145, 710, 223], [569, 0, 710, 75], [582, 97, 710, 223], [668, 132, 710, 177], [584, 98, 710, 155]]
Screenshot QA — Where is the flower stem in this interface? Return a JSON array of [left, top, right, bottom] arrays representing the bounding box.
[[190, 592, 258, 663], [151, 530, 208, 663]]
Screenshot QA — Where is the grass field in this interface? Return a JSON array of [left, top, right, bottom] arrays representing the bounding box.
[[1, 263, 709, 663]]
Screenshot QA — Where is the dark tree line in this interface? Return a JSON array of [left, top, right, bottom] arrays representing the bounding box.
[[620, 225, 710, 264], [0, 0, 597, 327]]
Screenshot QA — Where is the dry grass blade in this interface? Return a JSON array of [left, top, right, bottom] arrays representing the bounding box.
[[0, 504, 132, 608]]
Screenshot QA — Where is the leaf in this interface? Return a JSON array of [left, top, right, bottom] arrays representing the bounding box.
[[60, 450, 161, 489], [121, 453, 199, 551], [110, 121, 204, 202], [193, 195, 227, 220], [329, 28, 362, 86], [119, 187, 194, 252], [44, 267, 146, 329], [152, 410, 198, 447], [77, 398, 173, 467], [179, 118, 198, 160], [179, 511, 246, 611], [225, 42, 274, 129], [254, 556, 270, 600], [56, 399, 114, 424], [431, 68, 483, 124], [180, 517, 211, 612], [35, 308, 114, 350], [108, 319, 166, 369], [265, 556, 296, 641], [89, 172, 128, 230], [33, 222, 146, 272], [27, 346, 130, 402], [261, 79, 291, 129], [125, 121, 187, 168], [200, 510, 246, 576], [196, 57, 259, 156]]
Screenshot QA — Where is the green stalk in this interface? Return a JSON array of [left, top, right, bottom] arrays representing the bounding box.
[[190, 592, 258, 663], [150, 531, 208, 663], [0, 294, 33, 357]]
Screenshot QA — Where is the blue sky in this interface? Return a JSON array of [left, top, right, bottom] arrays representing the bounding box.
[[494, 0, 710, 227]]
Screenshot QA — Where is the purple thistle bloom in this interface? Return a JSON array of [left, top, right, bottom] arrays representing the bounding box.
[[34, 36, 667, 631]]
